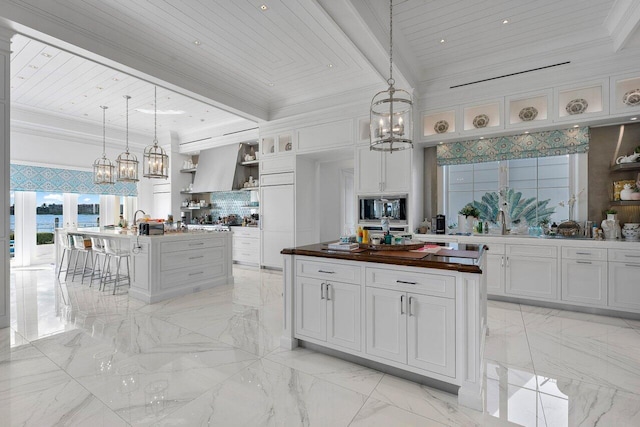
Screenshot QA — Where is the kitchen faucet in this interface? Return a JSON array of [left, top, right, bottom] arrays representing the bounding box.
[[133, 209, 146, 227]]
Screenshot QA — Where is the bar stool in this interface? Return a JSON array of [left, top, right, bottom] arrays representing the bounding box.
[[89, 236, 107, 288], [71, 234, 94, 284], [57, 233, 78, 280], [101, 238, 131, 294]]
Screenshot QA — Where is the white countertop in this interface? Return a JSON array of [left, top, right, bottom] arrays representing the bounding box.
[[414, 233, 640, 249], [57, 227, 231, 239]]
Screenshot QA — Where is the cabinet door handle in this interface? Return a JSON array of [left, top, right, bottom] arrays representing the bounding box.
[[625, 264, 640, 268], [320, 282, 325, 300], [189, 242, 205, 246], [506, 257, 510, 268], [400, 295, 405, 315], [624, 255, 640, 258], [188, 271, 203, 276], [396, 280, 417, 285], [501, 256, 504, 267], [408, 296, 413, 317], [576, 260, 592, 264], [189, 255, 204, 260], [318, 270, 335, 274], [326, 283, 331, 301], [576, 252, 591, 255]]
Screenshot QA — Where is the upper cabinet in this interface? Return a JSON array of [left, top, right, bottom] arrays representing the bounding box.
[[505, 90, 552, 129], [463, 101, 502, 132], [356, 145, 411, 194], [611, 73, 640, 115], [422, 109, 456, 138], [296, 119, 353, 153], [554, 79, 608, 122], [260, 131, 295, 157]]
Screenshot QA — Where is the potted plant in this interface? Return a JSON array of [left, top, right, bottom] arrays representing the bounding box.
[[458, 205, 480, 234], [604, 209, 617, 221]]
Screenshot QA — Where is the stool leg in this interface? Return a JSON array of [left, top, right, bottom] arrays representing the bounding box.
[[113, 256, 122, 295], [64, 250, 74, 281], [57, 248, 67, 279], [81, 251, 90, 284], [72, 251, 81, 281]]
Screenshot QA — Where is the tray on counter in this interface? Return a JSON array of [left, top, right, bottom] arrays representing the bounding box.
[[360, 242, 425, 251]]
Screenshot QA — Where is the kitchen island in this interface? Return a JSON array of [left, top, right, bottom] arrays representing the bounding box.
[[280, 242, 487, 410], [55, 227, 233, 303]]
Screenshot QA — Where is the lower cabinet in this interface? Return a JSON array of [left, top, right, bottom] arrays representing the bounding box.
[[486, 253, 505, 296], [295, 277, 361, 351], [608, 261, 640, 311], [561, 259, 607, 306], [365, 287, 456, 377], [505, 245, 558, 300]]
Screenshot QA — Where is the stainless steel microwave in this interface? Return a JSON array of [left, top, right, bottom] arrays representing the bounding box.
[[358, 195, 408, 224]]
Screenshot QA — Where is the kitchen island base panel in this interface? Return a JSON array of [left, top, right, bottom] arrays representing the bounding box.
[[128, 275, 234, 304], [281, 248, 487, 411]]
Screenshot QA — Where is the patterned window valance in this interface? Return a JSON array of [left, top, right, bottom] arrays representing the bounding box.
[[436, 127, 589, 166], [10, 164, 137, 196]]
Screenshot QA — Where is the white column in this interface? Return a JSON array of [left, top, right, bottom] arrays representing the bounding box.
[[63, 193, 78, 228], [0, 25, 15, 328], [13, 191, 36, 267], [99, 194, 118, 226]]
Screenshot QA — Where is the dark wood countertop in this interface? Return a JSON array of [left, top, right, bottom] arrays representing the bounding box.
[[282, 241, 486, 274]]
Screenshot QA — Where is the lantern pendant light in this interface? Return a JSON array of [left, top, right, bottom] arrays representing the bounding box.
[[369, 0, 413, 152], [117, 95, 139, 182], [143, 86, 169, 179], [93, 106, 115, 184]]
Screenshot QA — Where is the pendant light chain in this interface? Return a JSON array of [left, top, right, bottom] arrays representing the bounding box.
[[102, 106, 107, 157], [389, 0, 393, 86], [125, 95, 130, 153], [154, 86, 158, 143]]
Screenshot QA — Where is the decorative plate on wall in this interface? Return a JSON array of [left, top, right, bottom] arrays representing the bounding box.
[[285, 142, 292, 151], [472, 114, 490, 128], [565, 98, 588, 115], [518, 106, 538, 121], [433, 120, 449, 134], [623, 88, 640, 107]]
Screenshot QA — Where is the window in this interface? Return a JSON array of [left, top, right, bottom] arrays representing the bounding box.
[[444, 154, 580, 227]]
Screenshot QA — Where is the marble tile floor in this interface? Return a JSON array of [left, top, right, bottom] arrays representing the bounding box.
[[2, 262, 640, 426]]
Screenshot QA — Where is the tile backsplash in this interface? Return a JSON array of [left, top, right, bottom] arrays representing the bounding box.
[[209, 191, 254, 220]]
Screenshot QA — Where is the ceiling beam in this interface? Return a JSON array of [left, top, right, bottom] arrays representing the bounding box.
[[605, 0, 640, 51]]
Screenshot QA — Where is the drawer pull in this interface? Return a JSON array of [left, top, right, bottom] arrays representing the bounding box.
[[408, 296, 413, 316], [320, 282, 326, 300], [576, 260, 592, 265], [400, 295, 405, 315], [625, 264, 640, 268], [318, 270, 335, 274], [576, 252, 591, 255], [396, 280, 417, 285], [326, 283, 331, 301], [242, 242, 251, 245], [624, 255, 640, 258], [189, 242, 205, 246], [188, 271, 204, 276], [189, 255, 204, 260]]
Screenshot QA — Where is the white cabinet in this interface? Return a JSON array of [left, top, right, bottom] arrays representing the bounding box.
[[295, 272, 361, 352], [485, 244, 505, 296], [365, 265, 456, 377], [356, 145, 410, 194], [260, 132, 294, 157], [505, 245, 558, 300], [608, 249, 640, 311], [561, 247, 607, 306], [366, 287, 407, 363], [261, 175, 294, 269], [232, 227, 260, 265]]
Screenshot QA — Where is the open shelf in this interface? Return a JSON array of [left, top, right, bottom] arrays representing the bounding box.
[[240, 160, 259, 166], [180, 168, 197, 173], [181, 205, 212, 210], [610, 163, 640, 172], [238, 187, 259, 191], [610, 200, 640, 206]]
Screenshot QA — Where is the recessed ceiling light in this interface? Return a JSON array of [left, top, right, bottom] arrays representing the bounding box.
[[631, 117, 638, 121], [260, 4, 268, 11], [135, 108, 186, 115], [524, 131, 530, 134], [573, 125, 579, 128], [96, 86, 103, 90], [502, 19, 509, 24], [41, 52, 52, 58], [440, 39, 445, 44], [327, 63, 334, 68], [28, 64, 38, 69], [438, 141, 443, 145], [16, 76, 25, 80], [112, 77, 119, 81], [193, 40, 202, 46], [479, 137, 484, 139], [267, 82, 275, 87]]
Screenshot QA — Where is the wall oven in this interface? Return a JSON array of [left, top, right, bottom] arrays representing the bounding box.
[[358, 195, 408, 226]]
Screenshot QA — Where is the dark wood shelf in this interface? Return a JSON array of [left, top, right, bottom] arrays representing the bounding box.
[[610, 163, 640, 172], [610, 200, 640, 206]]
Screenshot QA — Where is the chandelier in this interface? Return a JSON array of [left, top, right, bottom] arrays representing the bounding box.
[[143, 86, 169, 179], [370, 0, 413, 152], [93, 106, 115, 184], [116, 95, 139, 182]]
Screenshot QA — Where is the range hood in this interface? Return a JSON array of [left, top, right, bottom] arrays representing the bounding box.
[[192, 144, 241, 192]]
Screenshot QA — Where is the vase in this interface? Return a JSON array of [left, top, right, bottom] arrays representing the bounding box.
[[622, 223, 640, 240], [620, 184, 634, 201], [601, 218, 621, 240], [458, 215, 476, 234], [607, 214, 617, 221]]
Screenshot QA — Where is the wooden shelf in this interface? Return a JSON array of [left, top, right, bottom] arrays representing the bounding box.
[[239, 160, 259, 166], [181, 205, 212, 210], [610, 200, 640, 206], [610, 163, 640, 172]]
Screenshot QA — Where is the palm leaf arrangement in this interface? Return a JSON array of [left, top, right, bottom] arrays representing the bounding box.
[[470, 188, 555, 225]]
